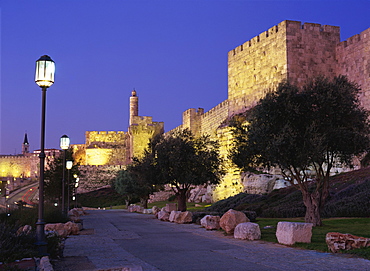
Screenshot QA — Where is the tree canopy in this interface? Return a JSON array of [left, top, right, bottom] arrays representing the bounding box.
[[230, 76, 370, 226], [114, 149, 160, 208], [153, 129, 225, 211], [44, 148, 79, 207]]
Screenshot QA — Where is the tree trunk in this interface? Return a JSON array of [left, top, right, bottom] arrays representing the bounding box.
[[140, 197, 148, 209], [177, 189, 188, 211], [302, 191, 323, 226], [125, 200, 130, 209]]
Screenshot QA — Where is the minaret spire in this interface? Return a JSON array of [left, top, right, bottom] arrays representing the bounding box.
[[129, 89, 138, 126]]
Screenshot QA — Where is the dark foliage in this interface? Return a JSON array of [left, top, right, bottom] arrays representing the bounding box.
[[229, 76, 370, 225], [77, 187, 128, 208], [205, 167, 370, 219], [0, 223, 37, 263]]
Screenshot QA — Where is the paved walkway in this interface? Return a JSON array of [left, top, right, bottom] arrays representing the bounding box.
[[54, 210, 370, 271]]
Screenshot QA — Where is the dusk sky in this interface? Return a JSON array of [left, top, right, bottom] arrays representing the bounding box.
[[1, 0, 369, 154]]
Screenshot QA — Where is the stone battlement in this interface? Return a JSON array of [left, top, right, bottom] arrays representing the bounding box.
[[229, 20, 340, 58]]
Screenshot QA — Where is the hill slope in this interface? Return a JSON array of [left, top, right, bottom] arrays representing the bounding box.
[[205, 167, 370, 218]]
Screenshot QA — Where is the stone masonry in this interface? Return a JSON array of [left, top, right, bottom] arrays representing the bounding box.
[[69, 20, 370, 201], [170, 20, 370, 201]]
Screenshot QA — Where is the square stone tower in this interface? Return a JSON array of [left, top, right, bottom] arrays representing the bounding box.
[[227, 20, 340, 116]]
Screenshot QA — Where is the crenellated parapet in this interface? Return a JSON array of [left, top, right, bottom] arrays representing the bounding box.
[[228, 20, 340, 116]]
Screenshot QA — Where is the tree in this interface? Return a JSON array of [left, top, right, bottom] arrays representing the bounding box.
[[114, 150, 161, 209], [229, 76, 370, 226], [44, 149, 79, 207], [153, 129, 225, 211], [114, 169, 139, 208]]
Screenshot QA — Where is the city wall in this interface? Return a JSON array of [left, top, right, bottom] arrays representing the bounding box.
[[336, 27, 370, 110], [0, 155, 38, 178], [129, 116, 164, 158], [227, 21, 288, 115]]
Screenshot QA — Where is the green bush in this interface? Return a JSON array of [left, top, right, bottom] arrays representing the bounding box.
[[0, 222, 37, 263], [77, 188, 127, 208]]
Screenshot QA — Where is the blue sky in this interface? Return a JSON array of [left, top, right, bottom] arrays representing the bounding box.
[[1, 0, 369, 154]]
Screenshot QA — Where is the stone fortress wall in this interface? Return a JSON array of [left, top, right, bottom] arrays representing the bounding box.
[[0, 154, 37, 179], [336, 27, 370, 110], [170, 20, 370, 201], [73, 90, 164, 192]]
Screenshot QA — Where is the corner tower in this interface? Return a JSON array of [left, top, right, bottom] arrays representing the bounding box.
[[129, 89, 138, 126]]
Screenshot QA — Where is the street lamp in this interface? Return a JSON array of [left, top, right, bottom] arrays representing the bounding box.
[[74, 175, 79, 208], [60, 135, 70, 215], [66, 160, 73, 212], [35, 55, 55, 255]]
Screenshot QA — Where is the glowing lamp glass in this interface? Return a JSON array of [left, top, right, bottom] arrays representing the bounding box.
[[66, 161, 73, 170], [60, 135, 70, 150], [35, 55, 55, 88]]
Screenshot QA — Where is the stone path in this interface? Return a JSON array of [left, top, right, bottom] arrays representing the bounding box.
[[53, 210, 370, 271]]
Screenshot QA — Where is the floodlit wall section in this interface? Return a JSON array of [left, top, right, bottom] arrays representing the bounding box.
[[336, 27, 370, 111]]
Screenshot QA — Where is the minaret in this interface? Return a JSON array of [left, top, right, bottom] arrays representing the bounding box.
[[129, 89, 138, 126], [22, 133, 30, 154]]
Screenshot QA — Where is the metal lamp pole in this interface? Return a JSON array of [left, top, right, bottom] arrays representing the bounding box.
[[35, 55, 55, 256], [66, 161, 73, 212], [60, 135, 70, 215]]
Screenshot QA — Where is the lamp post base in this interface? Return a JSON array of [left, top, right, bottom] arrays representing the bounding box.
[[35, 219, 48, 256]]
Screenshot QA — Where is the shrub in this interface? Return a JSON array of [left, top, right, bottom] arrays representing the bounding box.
[[0, 222, 37, 263]]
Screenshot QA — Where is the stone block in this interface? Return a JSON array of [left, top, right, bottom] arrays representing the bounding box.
[[165, 203, 177, 212], [234, 222, 261, 240], [276, 221, 313, 245], [326, 232, 370, 253], [169, 211, 181, 222], [200, 215, 221, 230], [220, 209, 249, 234], [152, 206, 161, 216], [173, 211, 193, 224], [157, 211, 170, 221]]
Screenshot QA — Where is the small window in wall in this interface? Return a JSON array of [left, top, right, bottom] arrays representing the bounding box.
[[240, 44, 243, 51], [276, 25, 278, 32]]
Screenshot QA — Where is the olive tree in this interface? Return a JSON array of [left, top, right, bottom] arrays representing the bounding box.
[[153, 129, 225, 211], [230, 76, 370, 226]]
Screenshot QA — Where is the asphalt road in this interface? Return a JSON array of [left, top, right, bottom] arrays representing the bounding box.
[[55, 210, 370, 271]]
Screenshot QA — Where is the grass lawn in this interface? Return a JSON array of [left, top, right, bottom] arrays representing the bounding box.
[[111, 200, 370, 260], [256, 217, 370, 260]]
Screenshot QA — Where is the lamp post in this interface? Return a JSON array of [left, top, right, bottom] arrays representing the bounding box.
[[60, 135, 70, 215], [35, 55, 55, 255], [74, 175, 79, 208], [66, 160, 73, 212]]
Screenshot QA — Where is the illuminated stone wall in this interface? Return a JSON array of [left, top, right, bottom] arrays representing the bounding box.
[[336, 27, 370, 111], [78, 165, 123, 193], [0, 155, 36, 178], [211, 126, 244, 201], [227, 21, 287, 116], [129, 116, 164, 159], [169, 20, 370, 202], [227, 20, 340, 116], [74, 131, 128, 166]]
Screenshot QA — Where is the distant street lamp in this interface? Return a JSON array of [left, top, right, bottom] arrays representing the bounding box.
[[60, 135, 70, 215], [66, 160, 73, 212], [74, 175, 79, 208], [35, 55, 55, 255]]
